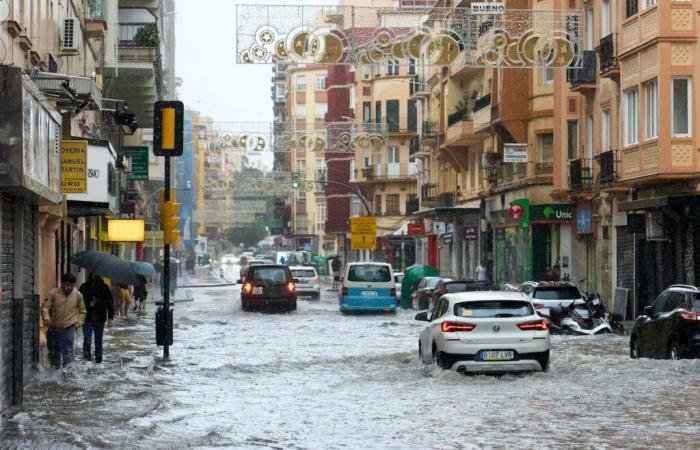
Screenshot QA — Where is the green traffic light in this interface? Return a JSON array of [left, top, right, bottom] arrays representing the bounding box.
[[292, 180, 300, 189]]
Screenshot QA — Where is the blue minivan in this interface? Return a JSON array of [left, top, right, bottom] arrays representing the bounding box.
[[339, 262, 397, 313]]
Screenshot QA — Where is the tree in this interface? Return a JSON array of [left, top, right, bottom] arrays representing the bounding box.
[[224, 223, 267, 248]]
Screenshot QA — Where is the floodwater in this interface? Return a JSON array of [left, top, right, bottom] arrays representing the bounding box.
[[1, 268, 699, 449]]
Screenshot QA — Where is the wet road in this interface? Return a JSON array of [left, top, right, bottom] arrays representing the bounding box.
[[2, 266, 700, 449]]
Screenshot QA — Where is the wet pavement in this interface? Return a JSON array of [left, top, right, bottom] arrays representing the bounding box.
[[1, 266, 700, 449]]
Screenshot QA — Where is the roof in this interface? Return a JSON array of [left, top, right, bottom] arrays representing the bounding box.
[[346, 262, 392, 267], [289, 266, 317, 271], [442, 291, 528, 304], [666, 285, 699, 293]]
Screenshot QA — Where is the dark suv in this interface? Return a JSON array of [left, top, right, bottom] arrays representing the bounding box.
[[240, 265, 297, 312], [630, 285, 700, 359]]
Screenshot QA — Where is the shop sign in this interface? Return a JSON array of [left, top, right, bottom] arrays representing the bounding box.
[[471, 2, 506, 14], [124, 146, 149, 181], [463, 225, 478, 240], [407, 222, 425, 236], [495, 228, 506, 240], [531, 204, 574, 223], [61, 140, 88, 193], [107, 219, 145, 242], [443, 232, 453, 246], [433, 221, 446, 234], [66, 143, 116, 206], [509, 198, 530, 228], [503, 144, 528, 163], [576, 207, 593, 234]]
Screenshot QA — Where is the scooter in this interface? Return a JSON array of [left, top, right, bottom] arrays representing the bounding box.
[[585, 293, 628, 335], [560, 296, 614, 335]]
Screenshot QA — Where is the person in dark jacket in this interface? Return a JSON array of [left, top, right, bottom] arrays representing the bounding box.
[[133, 275, 148, 312], [79, 274, 115, 363]]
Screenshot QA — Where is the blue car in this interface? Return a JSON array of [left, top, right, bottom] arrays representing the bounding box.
[[339, 262, 397, 313]]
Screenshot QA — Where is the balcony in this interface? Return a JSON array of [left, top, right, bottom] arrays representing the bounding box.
[[599, 34, 619, 78], [437, 192, 455, 207], [409, 136, 420, 159], [569, 159, 593, 193], [354, 163, 417, 183], [472, 93, 491, 132], [568, 50, 597, 93], [409, 75, 430, 98], [383, 116, 418, 135], [598, 150, 619, 187], [118, 22, 158, 62], [406, 197, 420, 215], [421, 183, 439, 207], [84, 0, 107, 38]]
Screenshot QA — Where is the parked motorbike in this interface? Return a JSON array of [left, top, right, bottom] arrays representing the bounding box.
[[584, 293, 628, 335], [538, 296, 617, 336]]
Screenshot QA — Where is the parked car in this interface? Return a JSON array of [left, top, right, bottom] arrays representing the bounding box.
[[630, 285, 700, 359], [411, 277, 451, 311], [517, 281, 584, 317], [416, 291, 550, 373], [290, 266, 321, 298], [431, 280, 495, 303], [393, 272, 404, 301], [240, 264, 297, 312], [339, 262, 396, 313]]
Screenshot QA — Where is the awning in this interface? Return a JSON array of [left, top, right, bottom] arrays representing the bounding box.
[[31, 71, 102, 110], [411, 207, 480, 218], [619, 194, 700, 211]]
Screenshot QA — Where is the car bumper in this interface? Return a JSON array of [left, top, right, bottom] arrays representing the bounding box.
[[439, 340, 550, 372], [340, 296, 397, 311], [454, 359, 545, 373], [296, 285, 321, 295], [242, 295, 295, 305]]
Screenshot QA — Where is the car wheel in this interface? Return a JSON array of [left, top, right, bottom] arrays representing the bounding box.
[[630, 336, 640, 359], [667, 340, 681, 360], [537, 351, 550, 372], [432, 346, 448, 369], [418, 342, 426, 364], [241, 299, 249, 311]]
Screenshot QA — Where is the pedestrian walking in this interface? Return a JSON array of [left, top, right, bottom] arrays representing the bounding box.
[[42, 273, 86, 369], [79, 274, 115, 364], [118, 284, 132, 317], [475, 260, 489, 283], [133, 275, 148, 312]]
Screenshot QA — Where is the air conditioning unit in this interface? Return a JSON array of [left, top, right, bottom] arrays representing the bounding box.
[[645, 211, 665, 241], [60, 17, 81, 53]]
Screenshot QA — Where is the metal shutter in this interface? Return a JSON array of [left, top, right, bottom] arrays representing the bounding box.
[[22, 205, 36, 382], [0, 195, 14, 410]]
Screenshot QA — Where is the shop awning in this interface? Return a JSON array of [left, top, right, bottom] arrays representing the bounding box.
[[619, 194, 700, 211], [31, 71, 102, 110]]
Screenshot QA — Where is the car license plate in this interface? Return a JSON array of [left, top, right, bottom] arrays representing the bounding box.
[[361, 290, 378, 296], [480, 351, 514, 361], [300, 279, 308, 284], [253, 287, 263, 295]]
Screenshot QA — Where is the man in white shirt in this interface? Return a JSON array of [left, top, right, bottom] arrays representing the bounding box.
[[475, 260, 488, 283]]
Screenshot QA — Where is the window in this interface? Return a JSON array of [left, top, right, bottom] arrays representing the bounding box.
[[296, 159, 306, 176], [387, 59, 399, 76], [644, 0, 656, 7], [387, 145, 399, 164], [408, 58, 416, 75], [626, 0, 638, 17], [315, 201, 326, 233], [374, 194, 382, 215], [249, 267, 289, 284], [601, 110, 611, 152], [295, 104, 306, 119], [624, 88, 639, 145], [275, 85, 286, 101], [315, 102, 327, 119], [295, 75, 306, 92], [543, 66, 554, 84], [386, 194, 400, 214], [375, 101, 381, 124], [601, 0, 611, 37], [672, 78, 691, 136], [363, 150, 371, 168], [586, 8, 594, 50], [645, 80, 658, 139], [567, 120, 578, 160], [454, 301, 533, 318], [363, 102, 371, 123], [539, 133, 553, 162], [362, 65, 371, 80], [315, 75, 326, 91], [347, 264, 391, 282], [586, 114, 594, 162], [374, 63, 382, 77], [532, 286, 582, 300]]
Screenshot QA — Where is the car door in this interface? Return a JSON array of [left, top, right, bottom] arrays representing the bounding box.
[[657, 292, 686, 353], [423, 298, 446, 357], [643, 292, 671, 357], [420, 297, 442, 359]]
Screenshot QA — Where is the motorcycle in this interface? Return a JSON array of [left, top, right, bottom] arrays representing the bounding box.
[[538, 296, 616, 336], [585, 293, 628, 335]]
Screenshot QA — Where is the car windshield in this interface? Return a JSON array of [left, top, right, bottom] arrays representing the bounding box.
[[454, 300, 533, 318], [250, 267, 288, 284], [348, 265, 391, 282], [532, 286, 581, 300], [424, 278, 441, 289], [291, 269, 316, 278]]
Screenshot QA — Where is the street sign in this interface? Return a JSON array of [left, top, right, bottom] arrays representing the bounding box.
[[124, 146, 149, 180], [60, 140, 88, 193], [503, 144, 528, 163], [351, 216, 377, 250]]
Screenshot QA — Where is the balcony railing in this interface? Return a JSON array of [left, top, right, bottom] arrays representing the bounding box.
[[568, 50, 597, 87], [599, 34, 618, 74], [118, 22, 156, 47], [598, 150, 619, 186], [409, 75, 430, 96], [473, 94, 491, 112], [85, 0, 105, 20], [422, 121, 438, 137], [406, 197, 420, 215], [355, 163, 417, 181], [447, 108, 472, 127], [569, 158, 593, 192], [383, 116, 418, 134]]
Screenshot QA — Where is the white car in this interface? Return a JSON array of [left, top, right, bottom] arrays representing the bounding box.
[[393, 272, 403, 301], [416, 291, 550, 373], [290, 266, 321, 298], [221, 254, 237, 265], [517, 281, 585, 317]]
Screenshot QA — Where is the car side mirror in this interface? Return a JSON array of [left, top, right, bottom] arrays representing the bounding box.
[[643, 305, 652, 317], [414, 311, 430, 322]]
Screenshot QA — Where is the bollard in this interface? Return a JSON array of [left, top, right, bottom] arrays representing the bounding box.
[[155, 302, 174, 347]]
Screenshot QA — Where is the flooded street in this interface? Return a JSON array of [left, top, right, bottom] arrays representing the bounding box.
[[2, 270, 700, 449]]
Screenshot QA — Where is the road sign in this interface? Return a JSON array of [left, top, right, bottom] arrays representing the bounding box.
[[351, 216, 377, 250], [124, 146, 149, 180]]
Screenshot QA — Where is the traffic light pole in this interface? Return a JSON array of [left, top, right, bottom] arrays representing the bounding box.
[[163, 156, 171, 359]]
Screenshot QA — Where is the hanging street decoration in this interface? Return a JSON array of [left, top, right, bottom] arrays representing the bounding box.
[[235, 5, 583, 68]]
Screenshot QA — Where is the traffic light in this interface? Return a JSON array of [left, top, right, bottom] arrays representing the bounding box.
[[160, 191, 181, 246], [153, 101, 184, 156], [291, 171, 300, 189]]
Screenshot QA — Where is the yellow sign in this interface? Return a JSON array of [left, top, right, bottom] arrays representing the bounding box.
[[144, 230, 164, 248], [61, 140, 88, 193], [351, 216, 377, 250], [107, 219, 145, 242]]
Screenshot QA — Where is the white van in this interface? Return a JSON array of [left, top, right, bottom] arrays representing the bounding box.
[[339, 262, 397, 313]]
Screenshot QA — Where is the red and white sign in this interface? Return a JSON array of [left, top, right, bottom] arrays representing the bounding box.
[[508, 204, 525, 221], [407, 222, 426, 236]]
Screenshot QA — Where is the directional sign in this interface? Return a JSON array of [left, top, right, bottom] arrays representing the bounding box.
[[351, 216, 377, 250]]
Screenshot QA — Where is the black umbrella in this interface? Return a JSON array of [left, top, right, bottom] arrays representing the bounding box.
[[72, 250, 140, 285]]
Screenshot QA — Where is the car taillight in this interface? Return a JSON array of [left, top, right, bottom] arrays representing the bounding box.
[[679, 311, 700, 324], [533, 303, 545, 309], [441, 321, 476, 332], [518, 319, 549, 331], [287, 282, 295, 293], [390, 287, 396, 297], [243, 283, 253, 294], [342, 287, 348, 296]]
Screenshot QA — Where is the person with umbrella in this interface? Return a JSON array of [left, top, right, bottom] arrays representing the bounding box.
[[42, 273, 86, 369], [133, 275, 148, 312], [79, 274, 115, 364]]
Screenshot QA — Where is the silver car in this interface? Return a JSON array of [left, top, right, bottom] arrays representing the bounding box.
[[290, 266, 321, 298]]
